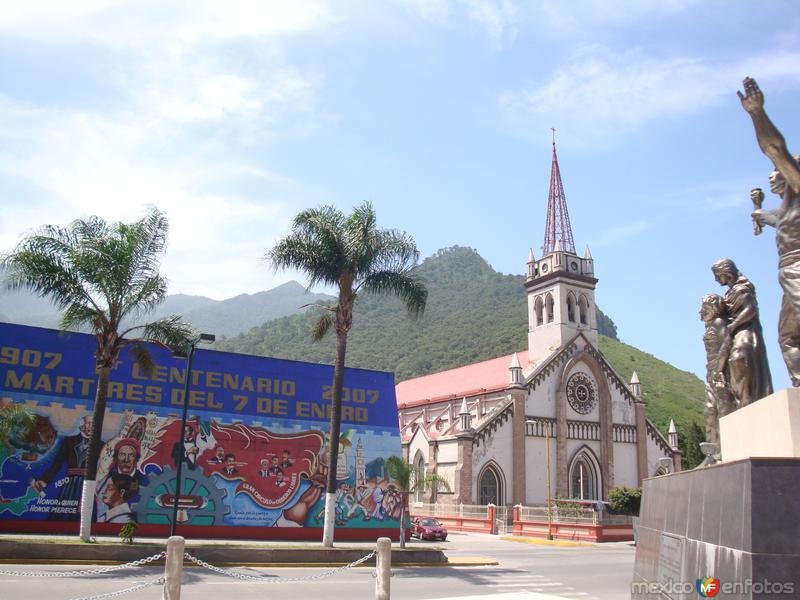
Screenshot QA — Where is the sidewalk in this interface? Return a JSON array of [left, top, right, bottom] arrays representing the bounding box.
[[0, 533, 498, 567]]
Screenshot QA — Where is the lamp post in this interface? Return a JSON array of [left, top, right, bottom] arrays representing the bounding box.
[[527, 419, 554, 540], [171, 332, 215, 537]]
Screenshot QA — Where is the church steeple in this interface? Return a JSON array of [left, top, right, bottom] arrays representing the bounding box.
[[525, 132, 598, 364], [542, 130, 576, 255]]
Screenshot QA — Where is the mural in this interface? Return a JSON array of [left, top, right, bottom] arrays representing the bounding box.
[[0, 322, 403, 535]]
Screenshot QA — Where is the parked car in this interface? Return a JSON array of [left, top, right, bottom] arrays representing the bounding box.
[[410, 517, 448, 541]]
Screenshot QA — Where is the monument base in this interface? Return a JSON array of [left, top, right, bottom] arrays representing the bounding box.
[[719, 388, 800, 461], [632, 458, 800, 599]]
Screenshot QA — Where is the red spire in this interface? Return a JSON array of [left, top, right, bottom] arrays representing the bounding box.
[[542, 129, 576, 255]]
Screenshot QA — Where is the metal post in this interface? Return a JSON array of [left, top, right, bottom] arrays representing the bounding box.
[[171, 341, 196, 537], [545, 425, 553, 540], [375, 536, 391, 600], [163, 535, 185, 600]]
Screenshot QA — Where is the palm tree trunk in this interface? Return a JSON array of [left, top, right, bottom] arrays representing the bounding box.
[[399, 501, 406, 549], [322, 330, 348, 547], [79, 364, 110, 542]]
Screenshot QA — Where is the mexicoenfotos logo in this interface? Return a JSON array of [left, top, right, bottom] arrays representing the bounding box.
[[696, 577, 721, 597]]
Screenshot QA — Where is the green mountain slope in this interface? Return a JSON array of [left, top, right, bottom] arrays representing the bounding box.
[[219, 247, 704, 464]]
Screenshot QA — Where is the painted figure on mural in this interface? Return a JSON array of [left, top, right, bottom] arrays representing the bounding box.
[[222, 453, 238, 476], [171, 425, 200, 470], [700, 294, 737, 445], [32, 414, 94, 520], [711, 259, 773, 406], [210, 445, 225, 465], [97, 474, 137, 524], [96, 438, 145, 522], [739, 77, 800, 387]]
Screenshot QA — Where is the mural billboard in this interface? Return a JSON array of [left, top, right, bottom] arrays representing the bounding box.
[[0, 322, 404, 540]]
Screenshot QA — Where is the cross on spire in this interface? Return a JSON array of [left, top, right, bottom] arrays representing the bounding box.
[[542, 130, 576, 255]]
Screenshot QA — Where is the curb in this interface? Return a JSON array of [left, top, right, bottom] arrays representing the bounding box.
[[499, 536, 591, 548]]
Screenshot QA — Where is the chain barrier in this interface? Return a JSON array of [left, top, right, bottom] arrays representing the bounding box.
[[66, 577, 164, 600], [183, 549, 377, 583], [0, 551, 165, 578]]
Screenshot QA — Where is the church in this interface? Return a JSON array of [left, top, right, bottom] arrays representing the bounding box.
[[396, 142, 681, 507]]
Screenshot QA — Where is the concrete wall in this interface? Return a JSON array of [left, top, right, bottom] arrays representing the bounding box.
[[524, 436, 556, 504], [613, 442, 639, 488]]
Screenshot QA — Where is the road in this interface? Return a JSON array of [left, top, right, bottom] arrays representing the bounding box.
[[0, 532, 635, 600]]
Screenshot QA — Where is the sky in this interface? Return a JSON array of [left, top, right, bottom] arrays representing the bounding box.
[[1, 1, 799, 389]]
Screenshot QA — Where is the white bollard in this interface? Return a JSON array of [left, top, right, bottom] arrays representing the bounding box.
[[162, 536, 185, 600], [375, 537, 391, 600]]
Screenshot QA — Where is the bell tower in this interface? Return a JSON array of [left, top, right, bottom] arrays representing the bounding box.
[[526, 132, 598, 364]]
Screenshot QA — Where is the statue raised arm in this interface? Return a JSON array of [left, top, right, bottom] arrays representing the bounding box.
[[739, 77, 800, 386]]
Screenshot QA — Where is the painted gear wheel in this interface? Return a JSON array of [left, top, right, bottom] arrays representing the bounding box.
[[136, 465, 229, 526]]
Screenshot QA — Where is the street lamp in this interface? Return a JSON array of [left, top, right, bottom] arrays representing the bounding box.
[[526, 419, 554, 541], [171, 332, 215, 537]]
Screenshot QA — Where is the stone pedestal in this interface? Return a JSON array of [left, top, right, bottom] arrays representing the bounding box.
[[632, 458, 800, 599], [719, 388, 800, 461]]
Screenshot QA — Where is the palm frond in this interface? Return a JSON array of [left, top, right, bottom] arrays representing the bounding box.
[[125, 316, 196, 353], [59, 303, 106, 333], [385, 456, 412, 492], [311, 313, 334, 341], [127, 342, 156, 377], [360, 270, 427, 318]]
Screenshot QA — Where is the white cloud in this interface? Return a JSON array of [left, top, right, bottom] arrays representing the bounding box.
[[0, 2, 335, 299], [588, 221, 650, 248], [399, 0, 518, 47], [0, 1, 335, 47], [465, 0, 518, 47], [498, 47, 800, 144]]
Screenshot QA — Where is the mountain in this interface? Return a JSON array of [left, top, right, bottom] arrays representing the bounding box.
[[217, 246, 704, 463], [0, 278, 334, 338], [142, 282, 335, 338]]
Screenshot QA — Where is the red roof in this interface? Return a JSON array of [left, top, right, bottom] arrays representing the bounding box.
[[396, 351, 531, 408]]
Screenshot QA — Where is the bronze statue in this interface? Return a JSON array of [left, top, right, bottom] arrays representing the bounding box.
[[739, 77, 800, 387], [711, 259, 773, 406], [700, 294, 736, 445]]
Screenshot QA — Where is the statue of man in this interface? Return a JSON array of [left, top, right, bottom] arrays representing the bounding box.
[[699, 294, 736, 444], [739, 77, 800, 386], [711, 259, 773, 406]]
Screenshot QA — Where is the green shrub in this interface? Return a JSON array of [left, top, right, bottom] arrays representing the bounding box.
[[608, 486, 642, 516], [119, 521, 138, 544]]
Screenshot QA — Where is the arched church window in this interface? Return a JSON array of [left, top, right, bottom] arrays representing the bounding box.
[[545, 293, 554, 323], [478, 463, 503, 505], [414, 453, 426, 502], [534, 296, 544, 326], [579, 295, 589, 325], [568, 448, 600, 500], [566, 292, 576, 323]]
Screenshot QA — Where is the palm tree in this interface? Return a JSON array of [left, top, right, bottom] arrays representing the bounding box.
[[385, 456, 450, 549], [1, 207, 194, 541], [268, 202, 427, 547]]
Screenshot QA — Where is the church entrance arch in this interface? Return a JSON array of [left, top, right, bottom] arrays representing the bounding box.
[[568, 446, 601, 500], [477, 461, 505, 506]]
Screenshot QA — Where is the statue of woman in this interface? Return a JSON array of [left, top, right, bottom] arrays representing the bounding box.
[[711, 259, 773, 406]]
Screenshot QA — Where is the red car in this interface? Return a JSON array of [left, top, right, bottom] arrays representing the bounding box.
[[411, 517, 448, 541]]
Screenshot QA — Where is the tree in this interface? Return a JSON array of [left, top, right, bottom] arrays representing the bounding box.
[[268, 202, 427, 547], [385, 456, 450, 548], [1, 207, 193, 541], [0, 404, 33, 447]]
